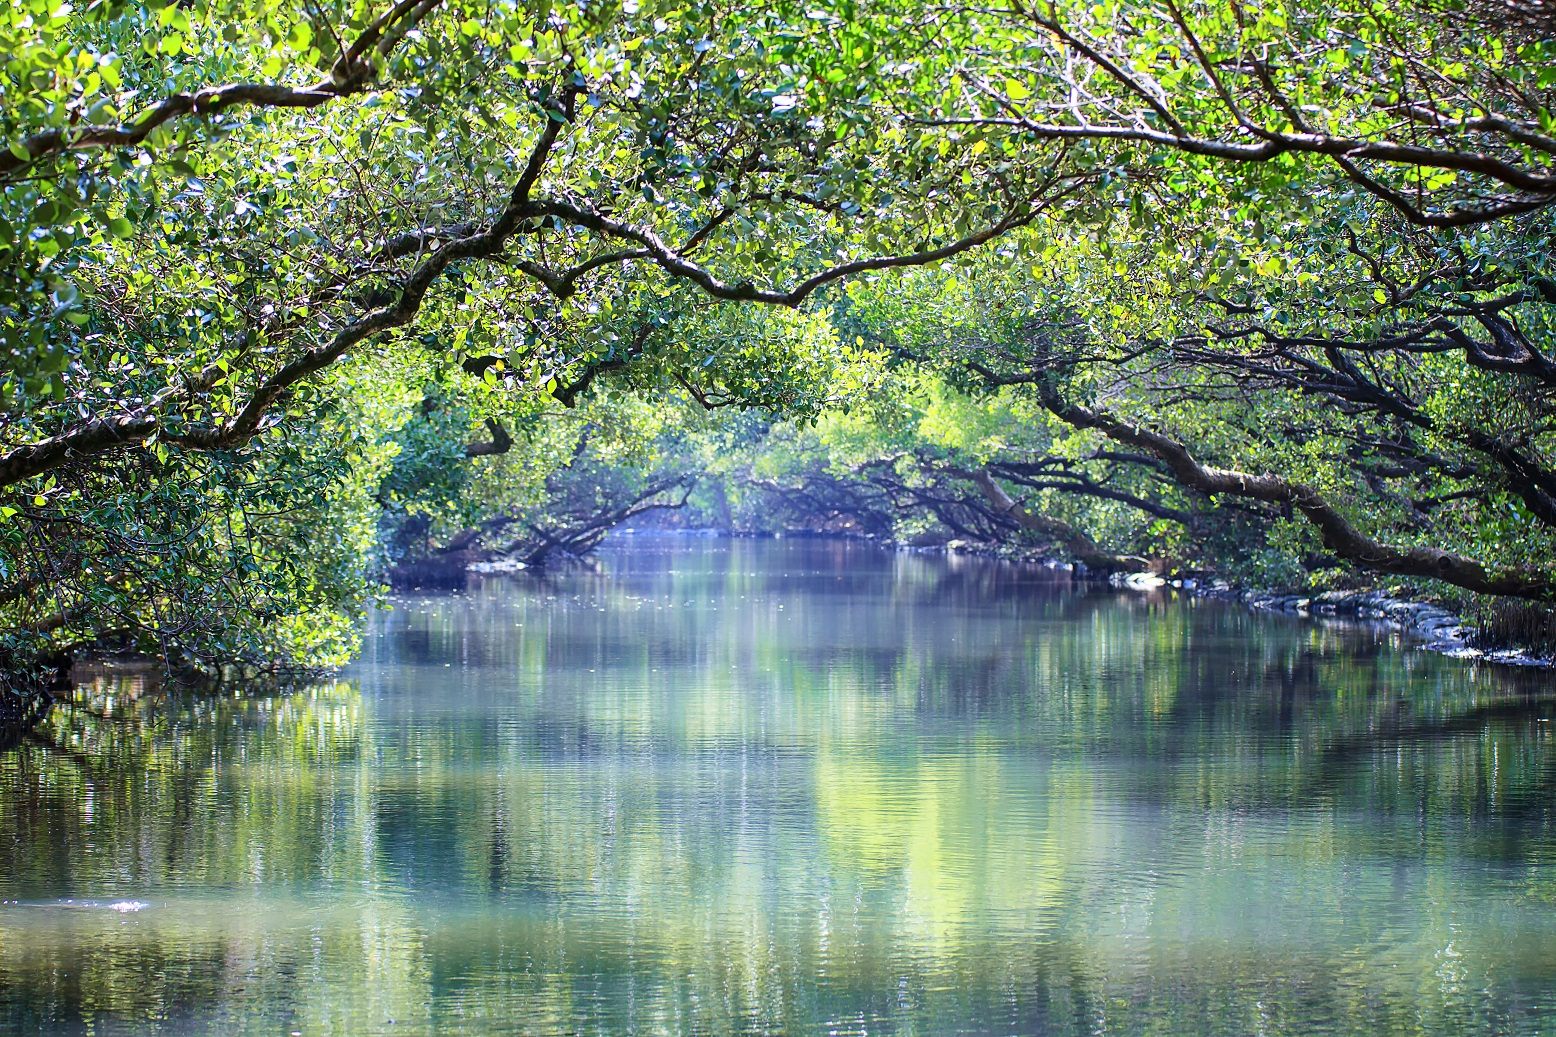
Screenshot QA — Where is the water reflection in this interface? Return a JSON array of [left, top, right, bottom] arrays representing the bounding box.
[[3, 538, 1555, 1035]]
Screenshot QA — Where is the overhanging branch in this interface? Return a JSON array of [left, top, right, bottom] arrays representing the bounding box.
[[0, 0, 443, 181]]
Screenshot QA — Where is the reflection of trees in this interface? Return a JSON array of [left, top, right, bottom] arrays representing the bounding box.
[[4, 539, 1556, 1033], [0, 689, 50, 753], [0, 678, 401, 1033]]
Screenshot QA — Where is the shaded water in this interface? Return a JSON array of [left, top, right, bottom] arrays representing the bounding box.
[[4, 537, 1556, 1035]]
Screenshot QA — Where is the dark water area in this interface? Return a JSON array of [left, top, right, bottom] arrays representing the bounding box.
[[3, 537, 1556, 1035]]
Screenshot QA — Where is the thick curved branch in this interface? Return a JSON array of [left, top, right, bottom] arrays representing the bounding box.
[[531, 191, 1054, 308], [463, 418, 513, 457], [1030, 379, 1555, 601], [1330, 155, 1553, 228], [1180, 324, 1556, 525], [991, 2, 1556, 225], [929, 62, 1555, 226], [942, 464, 1153, 571], [0, 0, 442, 181], [513, 250, 648, 299], [548, 325, 652, 407], [989, 458, 1197, 523], [929, 113, 1556, 196], [518, 475, 695, 566], [1437, 317, 1556, 386]]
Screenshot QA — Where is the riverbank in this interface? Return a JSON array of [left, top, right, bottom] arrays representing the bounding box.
[[867, 533, 1556, 669], [615, 526, 1556, 667], [1191, 586, 1552, 668]]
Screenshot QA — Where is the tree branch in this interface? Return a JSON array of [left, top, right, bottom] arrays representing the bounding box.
[[0, 0, 443, 181], [1029, 377, 1555, 600], [463, 418, 513, 457], [941, 463, 1153, 571]]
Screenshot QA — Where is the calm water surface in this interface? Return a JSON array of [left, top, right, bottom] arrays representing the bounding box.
[[4, 538, 1556, 1035]]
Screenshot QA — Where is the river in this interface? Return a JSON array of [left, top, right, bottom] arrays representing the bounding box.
[[3, 537, 1555, 1035]]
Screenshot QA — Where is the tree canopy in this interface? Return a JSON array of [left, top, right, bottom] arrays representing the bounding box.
[[2, 0, 1554, 681]]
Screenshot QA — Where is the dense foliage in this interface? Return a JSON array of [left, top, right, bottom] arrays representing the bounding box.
[[2, 0, 1553, 687]]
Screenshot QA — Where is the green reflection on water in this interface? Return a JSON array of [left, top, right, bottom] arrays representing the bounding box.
[[4, 538, 1556, 1035]]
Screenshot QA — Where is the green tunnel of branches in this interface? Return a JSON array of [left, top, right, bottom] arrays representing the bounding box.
[[2, 0, 1554, 681]]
